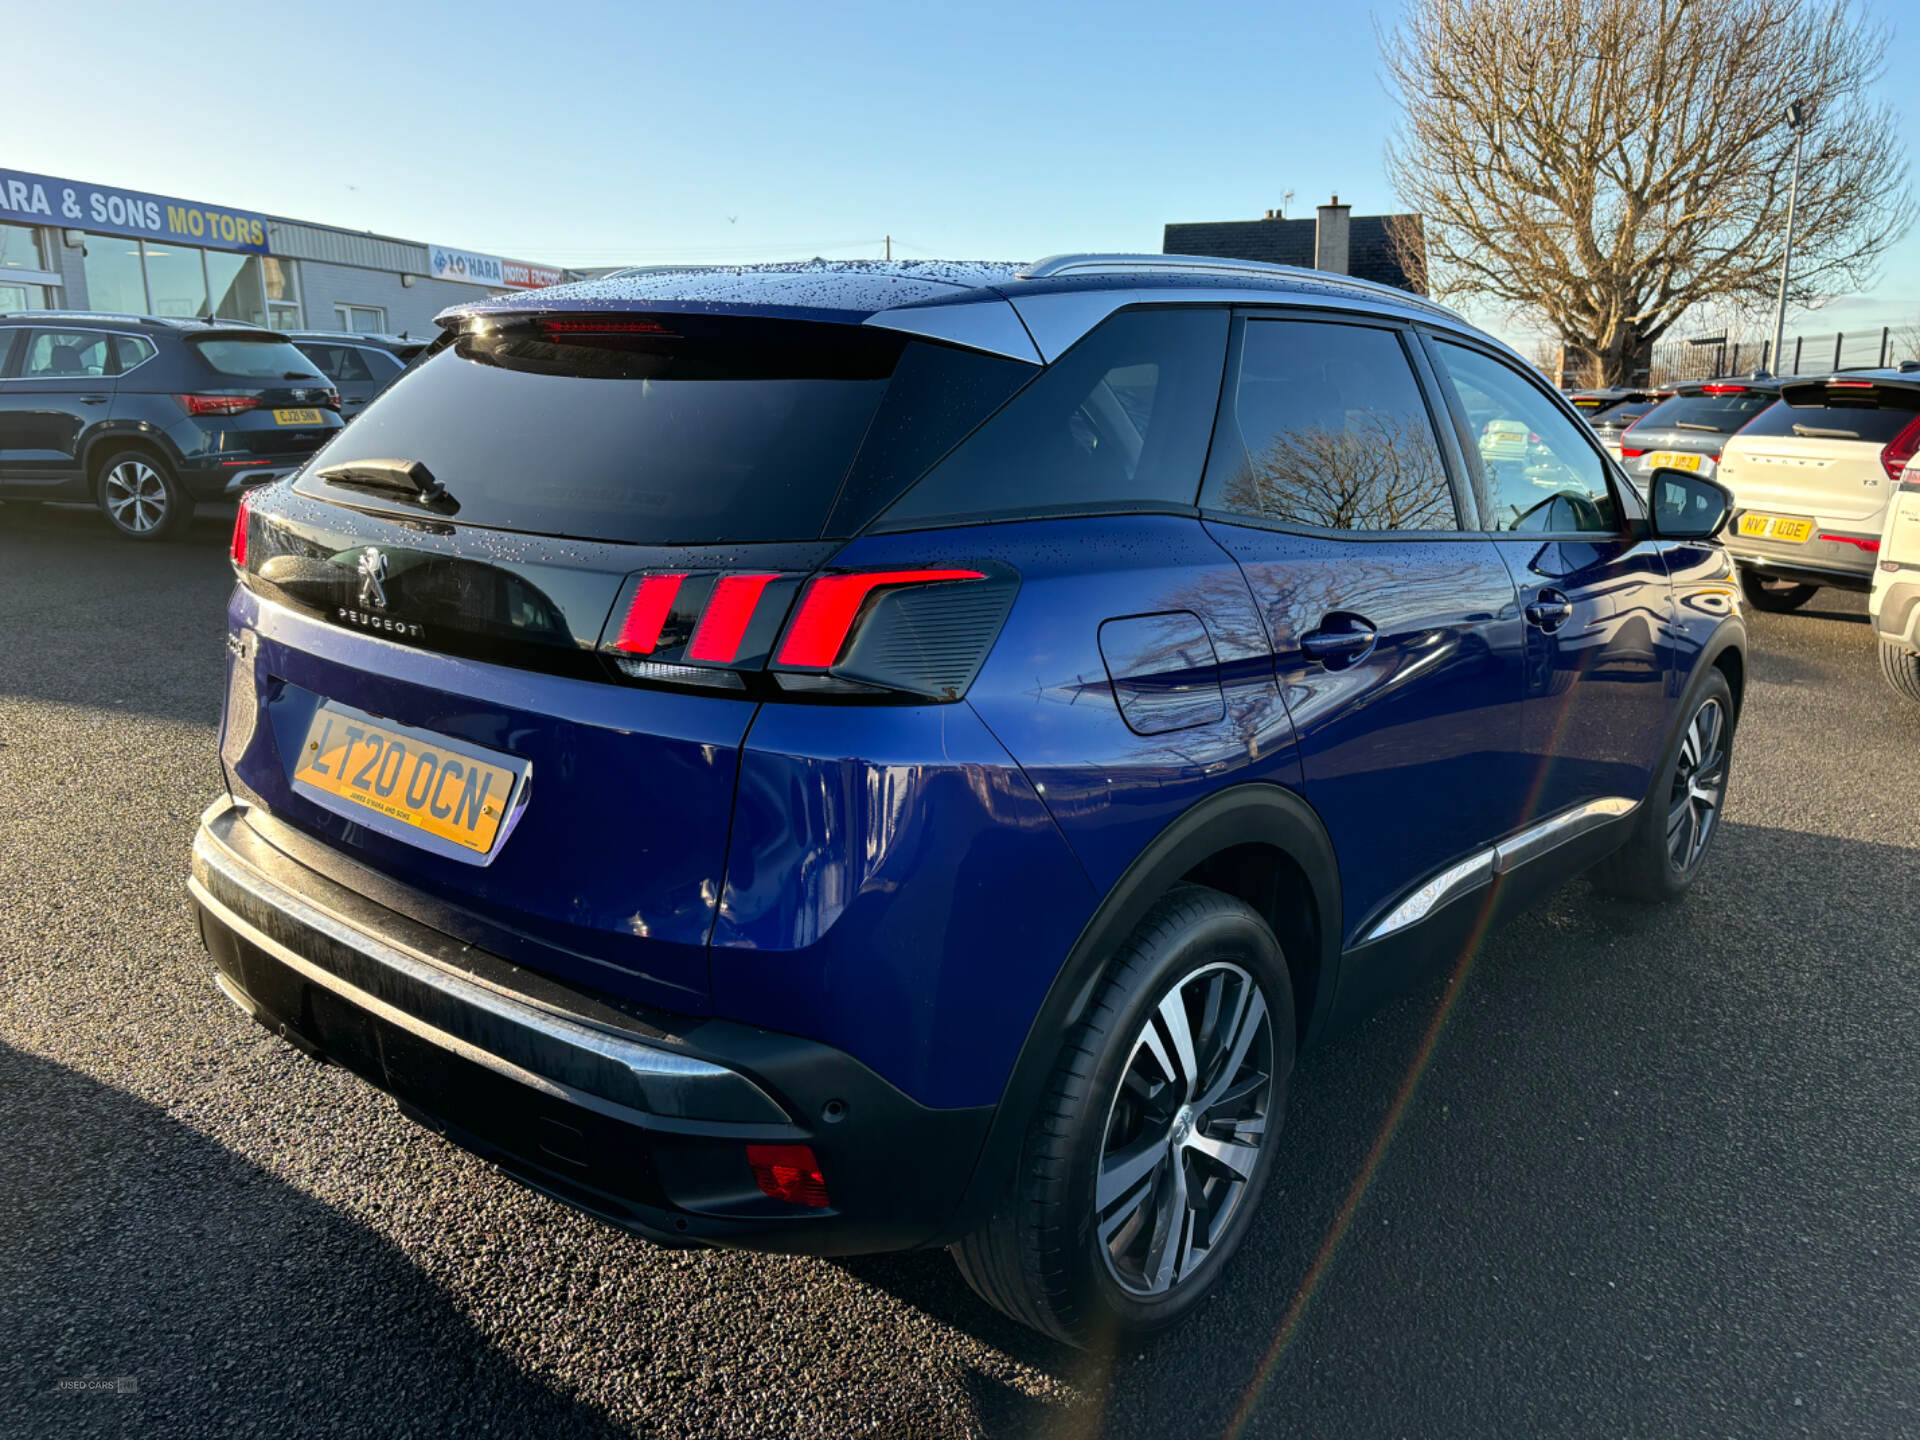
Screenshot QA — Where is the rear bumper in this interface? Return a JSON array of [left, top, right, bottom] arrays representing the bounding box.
[[179, 461, 304, 499], [1727, 539, 1875, 591], [188, 797, 991, 1255]]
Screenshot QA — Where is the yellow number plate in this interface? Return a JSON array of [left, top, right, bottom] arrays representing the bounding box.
[[292, 705, 521, 854], [1645, 451, 1702, 471], [1737, 513, 1813, 543], [273, 407, 323, 425]]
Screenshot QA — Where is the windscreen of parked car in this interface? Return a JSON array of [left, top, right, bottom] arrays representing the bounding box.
[[1738, 396, 1917, 444], [1631, 390, 1778, 434], [302, 315, 1036, 544], [189, 335, 326, 379]]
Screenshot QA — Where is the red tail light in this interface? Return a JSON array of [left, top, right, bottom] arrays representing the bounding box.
[[687, 573, 781, 663], [178, 393, 260, 417], [599, 564, 1013, 701], [229, 494, 250, 568], [1819, 533, 1881, 553], [1619, 447, 1645, 459], [746, 1144, 829, 1207], [1882, 415, 1920, 483], [610, 573, 686, 654], [776, 569, 986, 668]]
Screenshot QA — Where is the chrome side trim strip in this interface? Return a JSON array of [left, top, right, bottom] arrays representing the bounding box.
[[1492, 795, 1637, 872], [191, 824, 787, 1125], [1365, 850, 1496, 941], [1362, 795, 1639, 942]]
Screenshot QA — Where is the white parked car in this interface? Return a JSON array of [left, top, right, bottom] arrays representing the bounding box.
[[1873, 447, 1920, 702], [1716, 371, 1920, 612]]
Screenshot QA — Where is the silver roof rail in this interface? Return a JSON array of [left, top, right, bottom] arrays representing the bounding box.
[[1017, 253, 1455, 315]]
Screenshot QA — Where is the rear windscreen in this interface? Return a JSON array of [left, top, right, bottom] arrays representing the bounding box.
[[300, 317, 1034, 543], [1739, 398, 1915, 444], [190, 336, 326, 379], [1634, 391, 1777, 434]]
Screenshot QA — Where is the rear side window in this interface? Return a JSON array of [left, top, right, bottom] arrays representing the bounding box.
[[1634, 390, 1776, 434], [111, 335, 156, 372], [23, 330, 116, 378], [191, 336, 325, 379], [1739, 397, 1916, 445], [1434, 340, 1618, 534], [1202, 318, 1456, 531], [299, 343, 389, 383], [880, 308, 1229, 527], [302, 316, 912, 544]]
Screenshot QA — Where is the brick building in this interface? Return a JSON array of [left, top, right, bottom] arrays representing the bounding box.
[[1162, 197, 1426, 293]]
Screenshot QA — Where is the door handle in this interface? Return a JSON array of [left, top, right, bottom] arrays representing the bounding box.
[[1300, 614, 1379, 669], [1524, 589, 1573, 632], [81, 394, 109, 405]]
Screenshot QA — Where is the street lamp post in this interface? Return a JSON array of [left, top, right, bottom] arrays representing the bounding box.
[[1770, 100, 1809, 375]]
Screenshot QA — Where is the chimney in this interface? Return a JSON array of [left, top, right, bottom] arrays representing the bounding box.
[[1315, 194, 1351, 275]]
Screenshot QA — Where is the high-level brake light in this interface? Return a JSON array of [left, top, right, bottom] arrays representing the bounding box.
[[776, 569, 986, 668], [611, 573, 686, 654], [537, 317, 675, 339], [1700, 384, 1749, 395]]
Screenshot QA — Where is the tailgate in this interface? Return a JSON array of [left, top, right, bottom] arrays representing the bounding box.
[[1721, 437, 1887, 522]]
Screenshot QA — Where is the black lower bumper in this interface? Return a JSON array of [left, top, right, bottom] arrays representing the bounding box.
[[189, 798, 991, 1255]]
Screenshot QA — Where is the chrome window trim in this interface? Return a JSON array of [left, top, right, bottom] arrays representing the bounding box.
[[1362, 795, 1639, 942], [0, 323, 158, 382]]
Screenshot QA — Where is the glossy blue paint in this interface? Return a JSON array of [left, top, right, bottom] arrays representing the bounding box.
[[1097, 611, 1226, 735], [221, 584, 752, 1013], [829, 516, 1305, 903], [709, 699, 1093, 1110], [1491, 534, 1676, 820], [1202, 524, 1532, 942]]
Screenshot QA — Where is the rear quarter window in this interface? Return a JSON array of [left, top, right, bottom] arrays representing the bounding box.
[[191, 337, 325, 379]]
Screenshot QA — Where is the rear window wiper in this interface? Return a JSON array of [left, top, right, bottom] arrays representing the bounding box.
[[1791, 423, 1861, 440], [1674, 421, 1723, 432], [315, 458, 459, 515]]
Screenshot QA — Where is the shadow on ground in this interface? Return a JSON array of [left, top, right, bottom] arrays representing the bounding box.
[[0, 1040, 628, 1440]]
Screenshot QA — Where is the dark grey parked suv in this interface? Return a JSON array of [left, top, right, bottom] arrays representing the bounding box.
[[0, 312, 341, 538], [287, 332, 427, 420]]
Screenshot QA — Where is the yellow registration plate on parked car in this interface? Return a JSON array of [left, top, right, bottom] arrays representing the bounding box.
[[1737, 513, 1814, 543], [273, 407, 323, 425], [291, 703, 524, 854], [1645, 451, 1702, 471]]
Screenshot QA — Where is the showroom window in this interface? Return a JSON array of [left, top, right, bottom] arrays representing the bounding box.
[[79, 233, 271, 325], [264, 258, 301, 330], [1, 221, 52, 309], [335, 303, 387, 332]]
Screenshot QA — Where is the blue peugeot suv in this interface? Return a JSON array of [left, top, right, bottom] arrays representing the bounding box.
[[191, 258, 1745, 1345]]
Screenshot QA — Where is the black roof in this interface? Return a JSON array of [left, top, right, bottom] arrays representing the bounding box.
[[1159, 215, 1426, 293]]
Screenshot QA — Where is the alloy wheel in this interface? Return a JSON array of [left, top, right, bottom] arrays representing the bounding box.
[[1095, 961, 1275, 1297], [1667, 697, 1727, 872], [103, 460, 170, 534]]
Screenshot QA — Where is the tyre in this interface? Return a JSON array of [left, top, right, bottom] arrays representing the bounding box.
[[951, 884, 1295, 1347], [97, 450, 189, 540], [1591, 669, 1735, 902], [1879, 639, 1920, 705], [1738, 567, 1817, 613]]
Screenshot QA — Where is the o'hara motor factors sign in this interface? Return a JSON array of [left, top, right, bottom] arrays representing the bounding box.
[[430, 243, 563, 290], [0, 167, 271, 254]]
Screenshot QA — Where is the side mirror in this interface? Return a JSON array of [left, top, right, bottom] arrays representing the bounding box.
[[1648, 469, 1732, 540]]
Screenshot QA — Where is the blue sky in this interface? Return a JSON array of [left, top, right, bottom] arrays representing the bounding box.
[[8, 0, 1915, 341]]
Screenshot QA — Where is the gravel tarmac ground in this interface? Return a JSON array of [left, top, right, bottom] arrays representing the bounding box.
[[1, 500, 1915, 1439]]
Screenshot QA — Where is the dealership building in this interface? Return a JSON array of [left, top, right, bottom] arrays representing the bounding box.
[[0, 166, 569, 336]]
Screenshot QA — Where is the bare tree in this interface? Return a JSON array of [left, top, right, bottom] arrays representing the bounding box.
[[1381, 0, 1914, 384]]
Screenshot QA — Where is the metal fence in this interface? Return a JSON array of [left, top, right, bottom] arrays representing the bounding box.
[[1650, 324, 1917, 384]]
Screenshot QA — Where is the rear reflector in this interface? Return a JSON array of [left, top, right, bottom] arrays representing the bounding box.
[[776, 569, 986, 669], [687, 573, 780, 663], [178, 392, 260, 417], [1819, 534, 1880, 552], [229, 495, 250, 569], [610, 573, 686, 654], [1619, 447, 1645, 459], [746, 1144, 829, 1207]]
